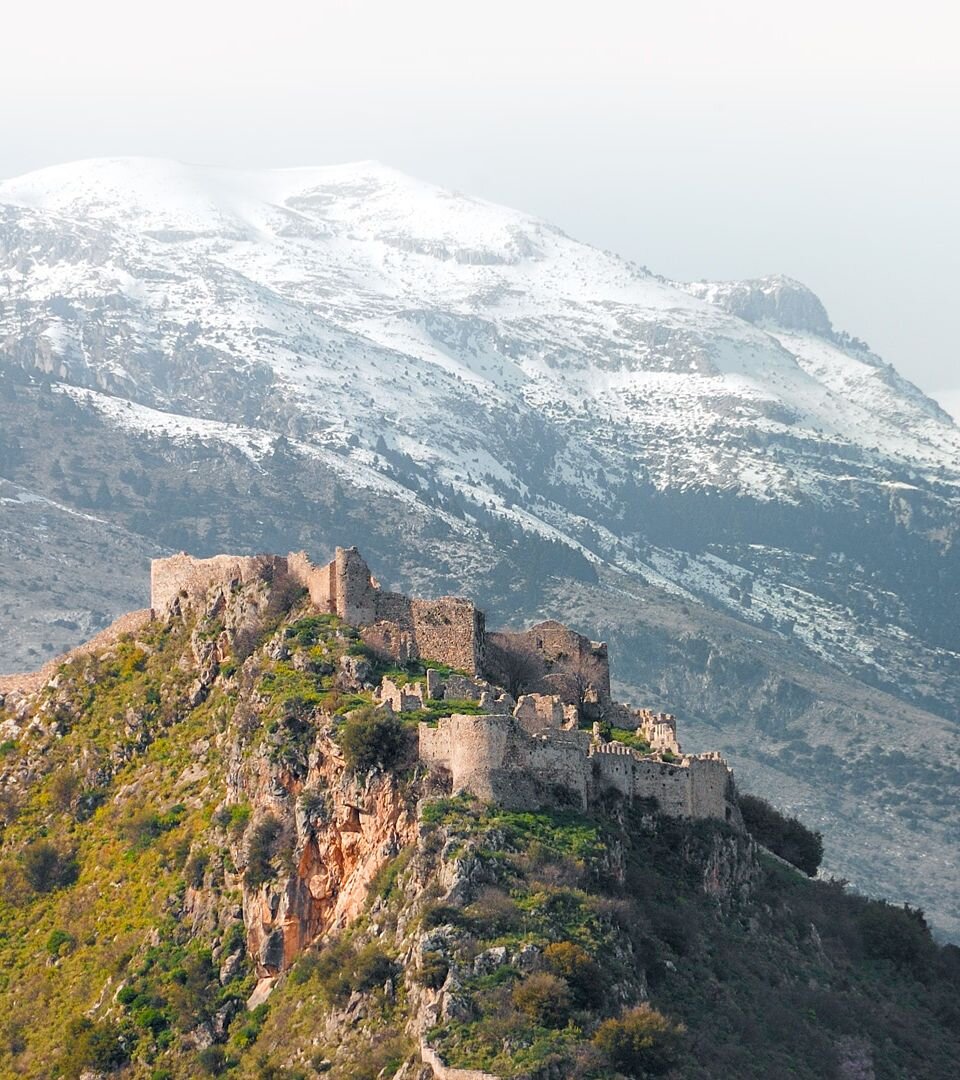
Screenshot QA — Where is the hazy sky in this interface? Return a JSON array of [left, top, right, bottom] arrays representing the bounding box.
[[3, 0, 958, 417]]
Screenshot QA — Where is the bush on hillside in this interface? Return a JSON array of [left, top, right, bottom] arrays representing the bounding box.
[[593, 1004, 685, 1076], [339, 706, 407, 774], [21, 839, 78, 893], [859, 901, 933, 970], [542, 940, 602, 1007], [244, 814, 284, 888], [60, 1017, 127, 1077], [511, 972, 572, 1028], [739, 793, 824, 876]]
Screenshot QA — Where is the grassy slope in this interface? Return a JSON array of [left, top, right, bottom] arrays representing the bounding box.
[[0, 600, 957, 1078]]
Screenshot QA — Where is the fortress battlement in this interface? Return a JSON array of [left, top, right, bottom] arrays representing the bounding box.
[[151, 546, 485, 675], [6, 544, 734, 823]]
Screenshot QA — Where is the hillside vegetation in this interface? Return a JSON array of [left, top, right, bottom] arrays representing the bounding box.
[[0, 578, 957, 1078]]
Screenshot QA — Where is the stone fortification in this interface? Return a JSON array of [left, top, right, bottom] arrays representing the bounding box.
[[417, 680, 738, 823], [490, 621, 611, 714], [150, 553, 294, 614], [522, 619, 611, 701], [151, 546, 485, 675]]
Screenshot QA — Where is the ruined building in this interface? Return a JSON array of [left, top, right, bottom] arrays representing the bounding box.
[[9, 545, 733, 825], [150, 546, 485, 675]]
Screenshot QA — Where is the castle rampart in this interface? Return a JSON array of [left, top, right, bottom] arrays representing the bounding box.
[[150, 546, 487, 675], [420, 704, 737, 822]]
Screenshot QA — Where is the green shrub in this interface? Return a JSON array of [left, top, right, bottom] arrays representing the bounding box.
[[416, 952, 449, 990], [339, 706, 407, 773], [739, 793, 824, 876], [197, 1045, 229, 1075], [289, 951, 321, 986], [45, 928, 76, 956], [593, 1004, 684, 1076], [123, 805, 186, 850], [184, 850, 209, 888], [860, 901, 933, 970], [244, 814, 283, 887], [232, 1002, 269, 1049], [21, 839, 78, 893], [298, 788, 330, 823], [511, 972, 572, 1028], [48, 768, 81, 813], [60, 1017, 127, 1077], [353, 945, 398, 991], [542, 940, 602, 1007], [213, 802, 252, 836], [421, 903, 462, 930]]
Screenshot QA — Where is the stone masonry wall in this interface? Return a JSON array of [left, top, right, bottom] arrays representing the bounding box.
[[150, 546, 486, 675], [687, 754, 734, 821], [409, 598, 485, 676], [151, 553, 288, 613], [421, 712, 736, 822], [335, 547, 377, 625]]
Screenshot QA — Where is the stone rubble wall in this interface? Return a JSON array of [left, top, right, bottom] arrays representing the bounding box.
[[408, 598, 485, 676], [419, 1042, 500, 1080], [151, 553, 287, 613], [150, 546, 487, 675]]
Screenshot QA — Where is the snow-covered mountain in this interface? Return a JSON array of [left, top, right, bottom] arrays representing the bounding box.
[[1, 158, 959, 935], [2, 157, 958, 693]]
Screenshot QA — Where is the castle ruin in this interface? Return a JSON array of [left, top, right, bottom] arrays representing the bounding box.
[[150, 546, 485, 676], [4, 545, 736, 825], [416, 680, 736, 822]]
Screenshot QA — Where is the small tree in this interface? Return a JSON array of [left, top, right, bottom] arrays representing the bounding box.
[[244, 815, 283, 888], [593, 1004, 685, 1076], [554, 650, 608, 717], [60, 1017, 127, 1078], [543, 940, 602, 1007], [339, 706, 407, 774], [511, 972, 572, 1028], [21, 840, 78, 893], [739, 793, 824, 877]]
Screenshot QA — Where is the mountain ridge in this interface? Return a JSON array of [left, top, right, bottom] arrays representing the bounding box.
[[1, 156, 958, 940]]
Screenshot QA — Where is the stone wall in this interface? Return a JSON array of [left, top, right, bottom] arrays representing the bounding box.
[[687, 753, 735, 821], [151, 553, 289, 613], [419, 1042, 500, 1080], [496, 620, 611, 705], [421, 710, 736, 822], [334, 546, 378, 625], [150, 546, 487, 675], [286, 550, 335, 609], [409, 598, 485, 676]]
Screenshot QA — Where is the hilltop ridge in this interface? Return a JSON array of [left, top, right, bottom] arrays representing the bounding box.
[[0, 545, 957, 1078]]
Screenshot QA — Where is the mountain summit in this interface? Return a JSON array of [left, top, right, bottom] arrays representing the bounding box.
[[0, 158, 958, 938]]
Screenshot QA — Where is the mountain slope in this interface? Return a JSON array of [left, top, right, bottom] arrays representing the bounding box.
[[0, 570, 958, 1079], [0, 157, 958, 938]]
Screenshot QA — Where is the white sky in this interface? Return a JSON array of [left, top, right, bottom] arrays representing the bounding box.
[[2, 0, 958, 417]]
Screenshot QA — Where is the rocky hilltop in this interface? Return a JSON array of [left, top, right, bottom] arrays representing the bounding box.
[[0, 549, 958, 1079]]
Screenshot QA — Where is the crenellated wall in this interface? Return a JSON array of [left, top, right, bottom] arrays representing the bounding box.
[[420, 711, 737, 822]]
